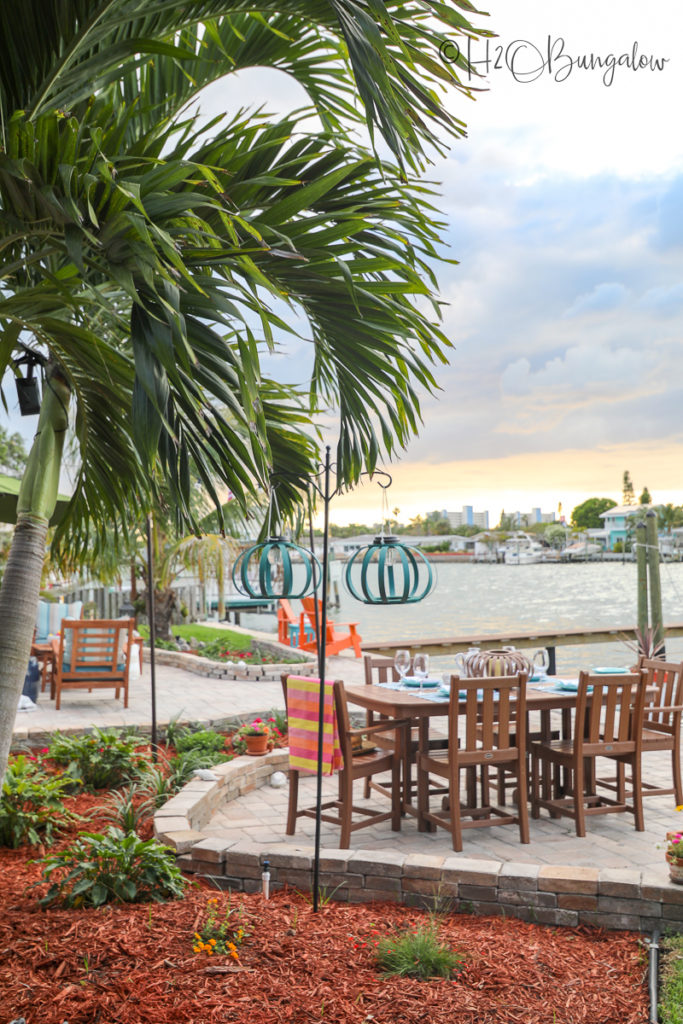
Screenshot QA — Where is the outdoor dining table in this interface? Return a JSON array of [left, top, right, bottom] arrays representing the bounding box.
[[343, 679, 646, 829]]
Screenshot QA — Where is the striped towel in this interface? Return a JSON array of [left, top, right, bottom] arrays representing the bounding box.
[[287, 676, 342, 775]]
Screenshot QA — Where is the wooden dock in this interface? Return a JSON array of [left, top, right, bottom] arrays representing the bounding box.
[[361, 623, 683, 674]]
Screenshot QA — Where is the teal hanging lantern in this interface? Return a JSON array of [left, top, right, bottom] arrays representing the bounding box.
[[232, 536, 320, 599], [231, 486, 320, 599], [344, 534, 435, 604]]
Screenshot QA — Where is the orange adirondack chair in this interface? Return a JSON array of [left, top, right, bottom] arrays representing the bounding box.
[[300, 597, 363, 658], [277, 599, 315, 648]]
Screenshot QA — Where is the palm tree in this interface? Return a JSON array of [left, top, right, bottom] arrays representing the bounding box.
[[0, 3, 488, 779]]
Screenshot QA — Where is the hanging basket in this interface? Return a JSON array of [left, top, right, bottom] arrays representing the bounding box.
[[344, 535, 435, 605], [232, 537, 320, 599]]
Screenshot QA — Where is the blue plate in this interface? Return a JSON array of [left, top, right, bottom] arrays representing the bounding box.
[[403, 677, 440, 688]]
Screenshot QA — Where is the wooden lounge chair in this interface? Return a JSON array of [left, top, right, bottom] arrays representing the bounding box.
[[50, 618, 134, 710], [282, 674, 406, 847], [300, 597, 363, 657], [416, 674, 530, 851], [530, 671, 646, 837]]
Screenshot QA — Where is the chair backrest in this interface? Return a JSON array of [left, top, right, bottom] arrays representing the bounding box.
[[363, 654, 399, 685], [575, 672, 646, 755], [35, 599, 83, 642], [301, 597, 332, 632], [59, 618, 133, 674], [277, 600, 296, 644], [448, 673, 527, 764], [333, 680, 353, 767], [638, 657, 683, 735]]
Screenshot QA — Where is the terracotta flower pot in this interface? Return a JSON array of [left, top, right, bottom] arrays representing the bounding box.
[[245, 733, 269, 756], [666, 852, 683, 884]]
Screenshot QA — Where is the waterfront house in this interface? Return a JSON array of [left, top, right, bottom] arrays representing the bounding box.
[[599, 504, 650, 551]]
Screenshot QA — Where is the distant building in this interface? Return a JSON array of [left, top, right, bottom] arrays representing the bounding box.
[[443, 506, 489, 529], [599, 504, 650, 551], [509, 509, 556, 526]]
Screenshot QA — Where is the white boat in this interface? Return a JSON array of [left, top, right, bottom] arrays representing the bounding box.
[[504, 534, 546, 565]]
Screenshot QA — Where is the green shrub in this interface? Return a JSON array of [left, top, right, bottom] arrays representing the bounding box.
[[37, 827, 187, 907], [372, 924, 465, 980], [174, 728, 227, 755], [47, 727, 148, 790], [0, 755, 79, 848]]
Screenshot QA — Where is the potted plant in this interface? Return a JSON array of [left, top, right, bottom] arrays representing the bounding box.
[[236, 719, 271, 756], [665, 823, 683, 883]]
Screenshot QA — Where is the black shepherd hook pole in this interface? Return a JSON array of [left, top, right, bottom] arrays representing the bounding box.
[[307, 446, 331, 913], [146, 513, 158, 761]]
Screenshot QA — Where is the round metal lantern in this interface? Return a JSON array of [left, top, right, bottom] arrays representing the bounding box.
[[232, 537, 320, 599], [344, 535, 435, 605]]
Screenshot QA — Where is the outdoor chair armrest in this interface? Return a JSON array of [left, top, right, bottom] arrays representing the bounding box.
[[644, 704, 683, 713], [350, 718, 411, 738]]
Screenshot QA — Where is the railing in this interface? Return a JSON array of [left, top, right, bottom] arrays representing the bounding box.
[[361, 623, 683, 674]]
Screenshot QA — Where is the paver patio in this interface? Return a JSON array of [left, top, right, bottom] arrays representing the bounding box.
[[12, 650, 679, 883]]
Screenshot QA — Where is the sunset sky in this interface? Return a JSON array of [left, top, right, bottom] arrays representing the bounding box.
[[5, 3, 683, 529]]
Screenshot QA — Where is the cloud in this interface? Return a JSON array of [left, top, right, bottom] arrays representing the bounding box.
[[500, 345, 646, 398], [562, 282, 629, 317]]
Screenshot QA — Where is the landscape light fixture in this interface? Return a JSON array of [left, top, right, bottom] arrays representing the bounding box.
[[14, 349, 44, 416]]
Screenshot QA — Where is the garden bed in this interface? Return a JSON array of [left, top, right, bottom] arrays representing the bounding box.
[[0, 850, 649, 1023], [0, 729, 654, 1022]]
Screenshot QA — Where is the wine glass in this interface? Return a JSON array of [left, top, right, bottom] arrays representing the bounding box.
[[394, 649, 411, 685], [413, 653, 429, 692]]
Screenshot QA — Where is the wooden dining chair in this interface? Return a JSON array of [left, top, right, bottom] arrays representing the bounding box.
[[362, 654, 448, 805], [416, 674, 530, 852], [530, 672, 647, 837], [281, 675, 408, 848], [639, 656, 683, 804]]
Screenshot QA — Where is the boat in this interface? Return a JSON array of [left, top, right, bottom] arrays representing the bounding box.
[[503, 533, 547, 565]]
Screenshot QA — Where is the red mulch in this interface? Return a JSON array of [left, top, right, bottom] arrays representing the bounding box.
[[0, 781, 649, 1023]]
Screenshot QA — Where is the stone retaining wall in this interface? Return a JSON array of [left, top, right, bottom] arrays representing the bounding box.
[[154, 751, 683, 934], [147, 648, 316, 681]]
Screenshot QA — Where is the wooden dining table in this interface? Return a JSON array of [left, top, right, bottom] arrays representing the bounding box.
[[343, 680, 636, 827]]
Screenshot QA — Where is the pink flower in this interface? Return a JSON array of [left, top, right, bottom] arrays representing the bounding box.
[[253, 718, 262, 724]]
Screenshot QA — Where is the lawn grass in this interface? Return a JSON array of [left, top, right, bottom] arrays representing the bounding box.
[[137, 623, 252, 651], [660, 934, 683, 1023]]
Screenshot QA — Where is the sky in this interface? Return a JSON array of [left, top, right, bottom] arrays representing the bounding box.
[[5, 2, 683, 527], [327, 1, 683, 525]]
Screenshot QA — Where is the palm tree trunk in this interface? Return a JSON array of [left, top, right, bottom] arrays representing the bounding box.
[[0, 369, 70, 784]]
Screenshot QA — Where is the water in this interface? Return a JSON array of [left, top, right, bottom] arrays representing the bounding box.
[[233, 560, 683, 675]]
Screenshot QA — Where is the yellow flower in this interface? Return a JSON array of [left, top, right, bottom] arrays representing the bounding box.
[[209, 939, 217, 946], [677, 805, 683, 812]]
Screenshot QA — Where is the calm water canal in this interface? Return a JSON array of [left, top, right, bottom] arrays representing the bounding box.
[[242, 560, 683, 676]]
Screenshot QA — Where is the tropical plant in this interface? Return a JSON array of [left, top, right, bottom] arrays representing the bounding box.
[[47, 728, 147, 790], [37, 827, 187, 907], [99, 784, 154, 834], [0, 754, 79, 848], [0, 2, 489, 784]]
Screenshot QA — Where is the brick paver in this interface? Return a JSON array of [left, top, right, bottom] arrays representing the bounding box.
[[14, 652, 681, 874]]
